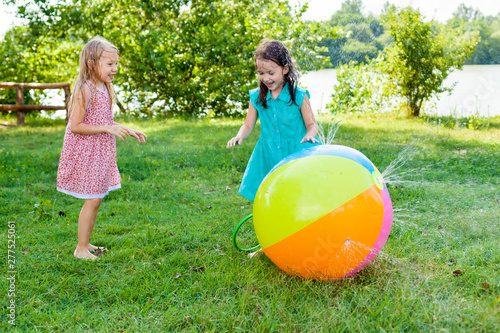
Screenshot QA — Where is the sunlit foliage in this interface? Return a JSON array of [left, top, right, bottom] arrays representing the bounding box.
[[1, 0, 336, 116], [0, 25, 79, 108], [447, 4, 500, 65], [326, 60, 391, 114], [319, 0, 387, 67], [379, 6, 479, 117]]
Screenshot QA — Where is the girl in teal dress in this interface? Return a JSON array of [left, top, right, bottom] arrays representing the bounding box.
[[227, 39, 321, 201]]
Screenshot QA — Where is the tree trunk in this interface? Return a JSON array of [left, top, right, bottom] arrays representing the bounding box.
[[410, 100, 420, 117]]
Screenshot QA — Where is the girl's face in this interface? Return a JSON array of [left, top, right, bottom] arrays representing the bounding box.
[[256, 59, 289, 93], [96, 50, 119, 84]]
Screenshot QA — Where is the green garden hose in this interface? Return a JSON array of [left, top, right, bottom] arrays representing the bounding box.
[[232, 214, 260, 252]]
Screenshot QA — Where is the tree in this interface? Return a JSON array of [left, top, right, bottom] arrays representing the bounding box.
[[380, 6, 479, 117], [329, 0, 364, 26], [327, 60, 389, 114], [3, 0, 336, 116], [341, 39, 378, 63], [447, 5, 500, 65], [0, 25, 79, 108], [320, 0, 386, 67], [448, 4, 483, 27]]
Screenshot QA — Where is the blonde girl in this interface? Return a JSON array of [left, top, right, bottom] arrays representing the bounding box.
[[57, 36, 147, 260]]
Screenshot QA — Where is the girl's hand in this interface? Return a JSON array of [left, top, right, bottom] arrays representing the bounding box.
[[107, 125, 132, 141], [300, 135, 319, 144], [227, 136, 243, 148], [130, 129, 148, 143], [111, 125, 147, 143], [226, 101, 257, 148]]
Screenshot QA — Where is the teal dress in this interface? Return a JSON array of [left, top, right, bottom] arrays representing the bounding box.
[[239, 83, 321, 201]]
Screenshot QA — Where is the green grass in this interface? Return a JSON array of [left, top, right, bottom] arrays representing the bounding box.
[[1, 113, 499, 332]]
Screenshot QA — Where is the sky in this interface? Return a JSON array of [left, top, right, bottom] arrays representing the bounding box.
[[1, 0, 500, 38], [0, 2, 22, 38]]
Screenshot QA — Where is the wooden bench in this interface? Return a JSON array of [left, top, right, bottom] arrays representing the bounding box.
[[0, 82, 71, 125]]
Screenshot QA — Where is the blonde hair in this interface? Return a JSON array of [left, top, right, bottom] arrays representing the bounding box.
[[69, 36, 119, 117]]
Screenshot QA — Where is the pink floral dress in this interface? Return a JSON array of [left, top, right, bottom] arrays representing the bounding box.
[[57, 82, 121, 199]]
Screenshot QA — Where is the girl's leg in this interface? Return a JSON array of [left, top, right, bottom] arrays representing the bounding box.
[[74, 198, 103, 260]]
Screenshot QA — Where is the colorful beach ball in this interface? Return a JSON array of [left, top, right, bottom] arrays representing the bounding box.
[[253, 145, 393, 280]]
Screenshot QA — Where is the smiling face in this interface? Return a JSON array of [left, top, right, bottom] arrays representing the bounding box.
[[256, 59, 289, 96], [96, 49, 119, 86]]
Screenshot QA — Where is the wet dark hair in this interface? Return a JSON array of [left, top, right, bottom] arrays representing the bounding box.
[[254, 39, 298, 109]]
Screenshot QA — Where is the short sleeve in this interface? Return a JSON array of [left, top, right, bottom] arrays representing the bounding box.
[[249, 88, 260, 110], [294, 86, 310, 107]]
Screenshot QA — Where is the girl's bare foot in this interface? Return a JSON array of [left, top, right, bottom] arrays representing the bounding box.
[[247, 248, 263, 259], [88, 244, 108, 253], [74, 249, 98, 260]]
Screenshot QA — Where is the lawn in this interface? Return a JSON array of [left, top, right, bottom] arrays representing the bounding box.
[[1, 113, 499, 332]]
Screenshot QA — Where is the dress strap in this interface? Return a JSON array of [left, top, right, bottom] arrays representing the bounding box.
[[84, 81, 95, 99], [86, 80, 107, 93], [83, 81, 96, 115]]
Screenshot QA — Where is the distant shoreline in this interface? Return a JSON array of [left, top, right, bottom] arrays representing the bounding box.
[[301, 65, 500, 118]]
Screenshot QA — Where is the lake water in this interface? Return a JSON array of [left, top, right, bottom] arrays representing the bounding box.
[[301, 65, 500, 117]]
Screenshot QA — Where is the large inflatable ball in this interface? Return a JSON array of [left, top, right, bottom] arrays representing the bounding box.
[[253, 145, 393, 280]]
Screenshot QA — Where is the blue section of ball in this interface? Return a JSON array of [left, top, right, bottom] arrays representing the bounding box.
[[269, 145, 376, 175]]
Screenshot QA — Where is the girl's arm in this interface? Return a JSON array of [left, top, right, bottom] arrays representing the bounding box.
[[299, 94, 320, 144], [226, 101, 258, 148], [70, 86, 129, 141], [70, 86, 146, 143]]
